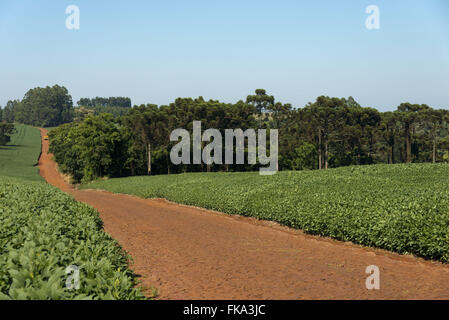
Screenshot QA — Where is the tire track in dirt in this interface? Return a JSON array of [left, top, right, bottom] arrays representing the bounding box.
[[39, 128, 449, 299]]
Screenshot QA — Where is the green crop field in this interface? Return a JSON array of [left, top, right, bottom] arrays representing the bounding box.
[[0, 177, 145, 299], [0, 125, 145, 299], [83, 164, 449, 263], [0, 124, 42, 181]]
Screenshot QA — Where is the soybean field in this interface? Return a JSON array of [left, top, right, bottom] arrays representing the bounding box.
[[0, 124, 42, 181]]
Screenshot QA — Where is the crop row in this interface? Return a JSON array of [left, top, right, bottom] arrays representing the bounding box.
[[0, 177, 145, 300]]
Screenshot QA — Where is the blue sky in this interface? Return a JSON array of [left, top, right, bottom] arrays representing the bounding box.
[[0, 0, 448, 111]]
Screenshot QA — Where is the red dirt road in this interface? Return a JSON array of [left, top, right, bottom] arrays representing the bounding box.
[[38, 129, 449, 299]]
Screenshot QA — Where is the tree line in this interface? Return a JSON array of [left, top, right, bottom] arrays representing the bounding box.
[[46, 89, 449, 183], [3, 85, 449, 182], [280, 97, 449, 170], [0, 85, 133, 127], [77, 97, 131, 108], [1, 85, 74, 127]]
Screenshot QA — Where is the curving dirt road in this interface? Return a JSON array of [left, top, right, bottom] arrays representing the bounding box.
[[38, 128, 449, 299]]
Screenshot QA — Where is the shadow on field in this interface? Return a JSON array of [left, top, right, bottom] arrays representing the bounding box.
[[0, 145, 22, 149]]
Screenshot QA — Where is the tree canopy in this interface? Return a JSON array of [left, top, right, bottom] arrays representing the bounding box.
[[77, 97, 132, 108], [0, 123, 16, 146], [13, 85, 74, 127]]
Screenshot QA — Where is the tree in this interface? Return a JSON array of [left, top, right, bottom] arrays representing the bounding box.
[[74, 106, 95, 122], [379, 112, 401, 164], [304, 96, 347, 169], [15, 85, 74, 127], [122, 105, 168, 175], [0, 123, 16, 146], [421, 108, 448, 163], [3, 100, 18, 123], [397, 103, 430, 163], [290, 142, 317, 170], [49, 114, 125, 183], [246, 89, 275, 114], [269, 102, 292, 129], [77, 97, 132, 108], [350, 107, 381, 164]]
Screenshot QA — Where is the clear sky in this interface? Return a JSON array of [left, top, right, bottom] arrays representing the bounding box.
[[0, 0, 448, 111]]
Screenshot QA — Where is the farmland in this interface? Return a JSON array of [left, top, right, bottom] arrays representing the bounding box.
[[83, 164, 449, 264], [0, 124, 42, 181], [0, 125, 145, 299]]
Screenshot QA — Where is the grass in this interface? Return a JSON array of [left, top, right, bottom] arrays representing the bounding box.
[[0, 124, 42, 181], [82, 164, 449, 263]]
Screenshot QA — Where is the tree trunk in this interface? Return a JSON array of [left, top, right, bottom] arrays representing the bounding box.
[[357, 141, 361, 165], [406, 125, 412, 163], [388, 146, 393, 164], [391, 144, 395, 164], [147, 143, 151, 175], [318, 129, 322, 170], [325, 142, 329, 169], [166, 154, 170, 175], [433, 140, 436, 163]]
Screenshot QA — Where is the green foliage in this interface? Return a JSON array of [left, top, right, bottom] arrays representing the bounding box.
[[74, 105, 132, 121], [0, 124, 42, 181], [13, 85, 74, 127], [84, 164, 449, 263], [77, 97, 131, 109], [290, 142, 317, 170], [2, 100, 17, 123], [0, 123, 17, 146], [49, 114, 126, 183], [246, 89, 275, 113], [52, 98, 259, 181], [0, 177, 145, 300]]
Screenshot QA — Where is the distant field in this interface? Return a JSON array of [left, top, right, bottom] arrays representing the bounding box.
[[0, 124, 42, 181], [83, 164, 449, 263]]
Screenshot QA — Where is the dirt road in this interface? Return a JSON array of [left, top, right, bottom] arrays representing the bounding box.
[[38, 129, 449, 299]]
